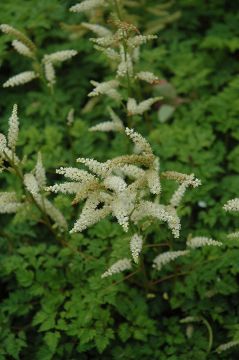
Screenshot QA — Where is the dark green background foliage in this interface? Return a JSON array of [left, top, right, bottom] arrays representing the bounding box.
[[0, 0, 239, 359]]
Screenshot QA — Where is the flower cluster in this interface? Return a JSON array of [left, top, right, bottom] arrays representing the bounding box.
[[153, 250, 189, 271], [186, 236, 223, 249], [48, 127, 199, 238], [70, 1, 161, 130], [0, 24, 77, 88], [0, 106, 67, 231]]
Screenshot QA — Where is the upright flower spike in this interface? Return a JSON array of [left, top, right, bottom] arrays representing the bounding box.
[[67, 108, 75, 126], [117, 47, 134, 78], [35, 153, 46, 190], [153, 250, 189, 271], [8, 104, 19, 151], [101, 258, 132, 278], [70, 0, 106, 13], [187, 237, 223, 249], [43, 61, 56, 87], [130, 234, 143, 263], [3, 71, 38, 88]]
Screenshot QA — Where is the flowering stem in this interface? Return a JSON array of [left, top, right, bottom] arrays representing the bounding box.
[[201, 317, 213, 354], [112, 0, 132, 99], [4, 151, 61, 241]]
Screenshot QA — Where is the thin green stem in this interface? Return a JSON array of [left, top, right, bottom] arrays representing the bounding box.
[[201, 317, 213, 354]]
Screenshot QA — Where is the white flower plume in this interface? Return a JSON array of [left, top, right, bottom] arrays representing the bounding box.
[[12, 40, 34, 58], [88, 80, 121, 101], [8, 104, 19, 151], [130, 233, 143, 263], [43, 50, 77, 64], [89, 108, 124, 133], [3, 71, 38, 88], [0, 192, 22, 213], [82, 22, 112, 37], [153, 250, 189, 271], [70, 0, 106, 13], [187, 237, 223, 249], [101, 258, 132, 278], [223, 198, 239, 212], [127, 97, 161, 116]]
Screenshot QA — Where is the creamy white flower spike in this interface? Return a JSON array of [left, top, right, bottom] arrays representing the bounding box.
[[3, 71, 38, 88], [227, 231, 239, 239], [135, 71, 159, 84], [44, 50, 77, 64], [127, 97, 161, 116], [117, 48, 133, 78], [82, 23, 112, 37], [24, 172, 67, 230], [90, 107, 124, 132], [0, 134, 7, 153], [24, 173, 40, 196], [56, 167, 96, 182], [8, 104, 19, 151], [88, 80, 121, 101], [35, 152, 46, 189], [101, 258, 132, 278], [0, 24, 36, 51], [216, 341, 239, 354], [67, 108, 75, 126], [12, 40, 34, 58], [170, 174, 201, 208], [104, 175, 127, 193], [70, 0, 106, 13], [43, 61, 56, 87], [46, 182, 83, 195], [187, 237, 223, 249], [90, 36, 116, 47], [0, 192, 22, 213], [77, 158, 110, 177], [118, 164, 145, 179], [94, 46, 120, 61], [125, 127, 153, 155], [131, 201, 180, 238], [127, 35, 158, 48], [42, 198, 68, 230], [130, 234, 143, 263], [223, 198, 239, 212], [153, 250, 189, 271], [70, 193, 110, 233]]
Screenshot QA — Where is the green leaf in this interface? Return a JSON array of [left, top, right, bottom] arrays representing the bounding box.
[[158, 104, 175, 123]]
